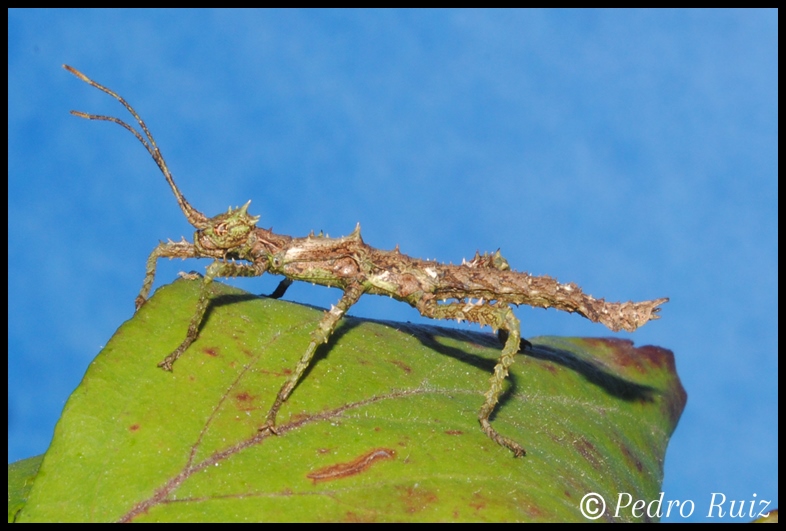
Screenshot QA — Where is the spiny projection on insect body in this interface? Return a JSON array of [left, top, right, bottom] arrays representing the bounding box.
[[65, 65, 668, 458]]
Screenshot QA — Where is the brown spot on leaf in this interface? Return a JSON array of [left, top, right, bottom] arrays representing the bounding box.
[[289, 412, 311, 424], [587, 338, 676, 374], [397, 485, 439, 513], [620, 443, 644, 473], [574, 437, 602, 470], [598, 340, 687, 425], [307, 448, 395, 483], [203, 347, 218, 358], [444, 430, 463, 436], [233, 391, 259, 412], [129, 424, 140, 432], [391, 360, 412, 373], [343, 511, 376, 523], [468, 492, 488, 511]]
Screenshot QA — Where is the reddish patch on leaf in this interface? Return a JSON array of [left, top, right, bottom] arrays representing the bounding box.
[[444, 430, 463, 436], [289, 412, 311, 424], [583, 337, 626, 348], [307, 448, 396, 483], [586, 338, 677, 374], [636, 344, 677, 372], [259, 367, 292, 377], [585, 339, 687, 426], [397, 484, 439, 513], [468, 492, 488, 511], [573, 437, 602, 470], [615, 340, 657, 372], [343, 511, 376, 523], [620, 443, 644, 473], [233, 391, 259, 412], [525, 504, 545, 519], [129, 424, 140, 432], [203, 347, 218, 358], [391, 360, 412, 373], [235, 392, 252, 402]]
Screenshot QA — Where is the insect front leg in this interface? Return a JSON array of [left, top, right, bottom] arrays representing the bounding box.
[[262, 282, 365, 433], [158, 260, 267, 371], [136, 239, 199, 310], [416, 297, 526, 457]]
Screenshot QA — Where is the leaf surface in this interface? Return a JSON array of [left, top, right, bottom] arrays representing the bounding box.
[[7, 455, 43, 522], [17, 279, 685, 522]]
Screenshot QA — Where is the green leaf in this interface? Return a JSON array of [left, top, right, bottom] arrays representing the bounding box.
[[15, 278, 685, 522], [7, 455, 44, 522]]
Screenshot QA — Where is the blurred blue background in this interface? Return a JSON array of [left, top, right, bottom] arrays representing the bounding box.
[[8, 9, 777, 521]]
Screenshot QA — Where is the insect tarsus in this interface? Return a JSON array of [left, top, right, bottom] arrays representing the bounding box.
[[65, 65, 668, 458]]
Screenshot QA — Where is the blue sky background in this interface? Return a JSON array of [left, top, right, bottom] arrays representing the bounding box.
[[8, 9, 777, 521]]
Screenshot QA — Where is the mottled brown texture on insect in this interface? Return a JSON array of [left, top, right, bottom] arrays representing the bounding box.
[[253, 229, 666, 333]]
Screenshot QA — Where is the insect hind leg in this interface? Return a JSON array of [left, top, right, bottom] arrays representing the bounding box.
[[416, 297, 526, 457], [478, 304, 526, 457]]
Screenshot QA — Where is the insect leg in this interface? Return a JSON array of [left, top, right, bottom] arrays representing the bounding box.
[[416, 297, 526, 457], [135, 240, 199, 310], [477, 304, 526, 457], [158, 260, 266, 371], [262, 283, 365, 433], [266, 278, 293, 300]]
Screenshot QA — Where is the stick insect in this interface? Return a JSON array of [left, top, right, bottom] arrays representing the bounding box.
[[64, 65, 667, 457]]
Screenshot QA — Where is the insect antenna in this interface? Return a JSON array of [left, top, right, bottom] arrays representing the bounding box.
[[63, 65, 209, 229]]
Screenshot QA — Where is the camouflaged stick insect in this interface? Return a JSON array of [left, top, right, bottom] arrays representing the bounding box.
[[65, 65, 668, 458]]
